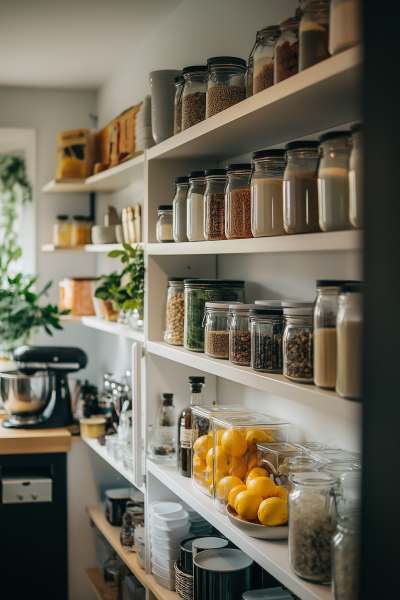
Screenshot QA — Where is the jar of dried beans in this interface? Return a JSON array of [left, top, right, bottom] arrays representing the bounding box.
[[253, 25, 278, 94], [225, 164, 253, 239], [172, 176, 189, 242], [250, 149, 286, 237], [275, 16, 300, 84], [229, 304, 256, 366], [204, 169, 227, 240], [299, 0, 330, 72], [283, 306, 314, 383], [250, 308, 284, 373], [203, 302, 234, 359], [182, 66, 207, 130], [187, 171, 206, 242], [164, 278, 185, 345], [206, 57, 246, 119], [174, 76, 184, 135]]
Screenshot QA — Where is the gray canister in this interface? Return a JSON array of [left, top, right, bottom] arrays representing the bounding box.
[[192, 536, 228, 559], [194, 548, 253, 600], [149, 70, 181, 144]]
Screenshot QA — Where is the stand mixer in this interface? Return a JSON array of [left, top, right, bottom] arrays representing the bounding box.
[[0, 346, 88, 429]]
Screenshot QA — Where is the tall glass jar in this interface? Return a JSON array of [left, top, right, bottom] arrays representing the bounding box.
[[225, 164, 252, 239], [53, 215, 72, 246], [250, 308, 284, 373], [288, 472, 339, 583], [250, 149, 286, 237], [253, 26, 278, 94], [274, 17, 300, 84], [336, 282, 363, 399], [318, 131, 352, 231], [329, 0, 363, 56], [349, 124, 363, 229], [283, 141, 320, 234], [287, 456, 321, 492], [182, 66, 207, 130], [174, 76, 184, 135], [203, 302, 231, 359], [204, 169, 227, 240], [156, 205, 173, 242], [173, 177, 189, 242], [283, 307, 314, 383], [187, 171, 206, 242], [299, 0, 330, 72], [229, 304, 257, 366], [206, 57, 246, 118], [164, 278, 185, 345], [246, 54, 254, 98]]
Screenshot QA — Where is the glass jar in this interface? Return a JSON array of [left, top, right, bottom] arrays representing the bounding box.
[[120, 501, 145, 553], [173, 177, 189, 242], [53, 215, 72, 246], [250, 308, 284, 373], [246, 55, 254, 98], [156, 393, 176, 427], [299, 0, 330, 72], [257, 441, 305, 489], [71, 215, 88, 245], [187, 171, 206, 242], [253, 25, 278, 94], [174, 76, 184, 135], [203, 302, 231, 359], [283, 141, 320, 234], [332, 512, 361, 600], [329, 0, 363, 56], [274, 17, 300, 84], [322, 461, 362, 477], [250, 149, 286, 237], [349, 123, 363, 229], [156, 205, 173, 243], [164, 278, 185, 345], [229, 304, 256, 366], [147, 424, 177, 463], [288, 472, 339, 583], [225, 164, 252, 239], [182, 66, 207, 130], [206, 56, 246, 118], [283, 307, 314, 383], [287, 456, 322, 493], [103, 551, 123, 600], [178, 375, 206, 477], [318, 131, 352, 231], [336, 282, 363, 399], [204, 169, 227, 240], [135, 526, 146, 569]]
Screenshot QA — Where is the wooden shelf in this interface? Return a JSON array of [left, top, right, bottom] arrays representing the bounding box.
[[81, 317, 145, 343], [59, 314, 83, 323], [85, 569, 103, 600], [0, 427, 72, 455], [145, 574, 178, 600]]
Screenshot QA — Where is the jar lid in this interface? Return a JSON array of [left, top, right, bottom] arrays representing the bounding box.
[[56, 215, 69, 220], [338, 282, 363, 294], [258, 25, 279, 37], [283, 307, 313, 316], [308, 448, 360, 464], [73, 215, 86, 220], [250, 308, 283, 316], [291, 472, 339, 487], [188, 376, 205, 383], [182, 65, 207, 75], [255, 300, 283, 306], [229, 303, 257, 311], [168, 277, 185, 282], [213, 412, 289, 428], [351, 123, 363, 133], [207, 56, 246, 68], [252, 149, 286, 160], [188, 170, 205, 179], [175, 176, 189, 184], [205, 302, 237, 308], [281, 301, 314, 307], [193, 404, 247, 417], [317, 279, 356, 287], [319, 130, 351, 143], [226, 163, 251, 172], [158, 205, 172, 211], [285, 141, 319, 151], [278, 16, 300, 29], [221, 280, 245, 286], [205, 169, 226, 177]]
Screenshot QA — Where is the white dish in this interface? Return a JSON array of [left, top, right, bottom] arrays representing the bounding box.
[[149, 501, 185, 519], [150, 532, 183, 549], [151, 542, 180, 560], [226, 505, 288, 540], [152, 560, 175, 580], [152, 572, 176, 591], [150, 510, 189, 529], [152, 551, 176, 570], [150, 522, 191, 540]]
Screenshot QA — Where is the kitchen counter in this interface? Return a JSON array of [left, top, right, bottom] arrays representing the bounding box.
[[0, 420, 73, 455]]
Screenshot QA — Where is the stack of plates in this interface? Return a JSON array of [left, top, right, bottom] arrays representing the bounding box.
[[135, 96, 154, 151], [178, 501, 214, 537]]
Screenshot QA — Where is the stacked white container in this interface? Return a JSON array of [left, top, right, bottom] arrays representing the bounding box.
[[135, 96, 155, 151]]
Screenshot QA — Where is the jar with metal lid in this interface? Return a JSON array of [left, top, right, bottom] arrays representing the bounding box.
[[172, 176, 189, 242], [225, 164, 252, 239], [229, 304, 257, 366], [274, 17, 300, 84], [250, 308, 284, 373], [182, 66, 207, 130], [329, 0, 363, 56], [203, 302, 232, 359], [53, 215, 72, 246], [187, 171, 206, 242], [164, 278, 185, 345], [283, 306, 314, 383], [204, 169, 227, 240], [253, 25, 278, 94], [349, 123, 363, 229], [336, 282, 363, 399], [299, 0, 330, 72], [72, 215, 88, 245], [318, 131, 352, 231], [206, 56, 246, 118], [283, 141, 320, 234], [174, 76, 184, 135], [250, 149, 286, 237], [156, 205, 173, 242]]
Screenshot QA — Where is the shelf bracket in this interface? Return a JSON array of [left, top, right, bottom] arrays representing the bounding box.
[[90, 192, 96, 224]]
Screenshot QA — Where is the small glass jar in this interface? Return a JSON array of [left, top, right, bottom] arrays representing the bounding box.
[[203, 302, 231, 359], [246, 54, 254, 98], [318, 131, 352, 231], [274, 17, 300, 84], [147, 424, 177, 463], [120, 501, 144, 553], [182, 66, 207, 130], [156, 205, 173, 243], [299, 0, 330, 72], [349, 123, 363, 229], [187, 171, 206, 242], [229, 304, 256, 366], [53, 215, 72, 246], [172, 177, 189, 242], [71, 215, 88, 245], [332, 512, 361, 600], [283, 307, 314, 383], [206, 56, 246, 118], [164, 278, 185, 345], [103, 551, 123, 600], [250, 308, 284, 373], [336, 282, 363, 399], [204, 169, 227, 240], [329, 0, 363, 56], [253, 25, 278, 94], [174, 76, 184, 135], [283, 141, 320, 234], [225, 164, 252, 239], [250, 149, 286, 237]]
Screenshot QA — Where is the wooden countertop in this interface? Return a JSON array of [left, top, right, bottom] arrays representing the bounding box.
[[0, 424, 73, 455]]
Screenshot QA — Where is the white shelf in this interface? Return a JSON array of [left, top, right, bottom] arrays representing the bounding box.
[[147, 460, 330, 600], [81, 316, 145, 342], [42, 179, 91, 194], [59, 314, 83, 323], [42, 243, 142, 253]]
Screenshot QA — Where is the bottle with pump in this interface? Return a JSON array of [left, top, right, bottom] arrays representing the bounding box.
[[178, 376, 205, 477]]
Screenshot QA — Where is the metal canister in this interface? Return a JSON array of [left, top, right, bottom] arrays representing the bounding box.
[[194, 548, 253, 600]]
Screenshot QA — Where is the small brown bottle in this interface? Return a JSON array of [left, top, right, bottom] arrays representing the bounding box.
[[178, 376, 205, 477]]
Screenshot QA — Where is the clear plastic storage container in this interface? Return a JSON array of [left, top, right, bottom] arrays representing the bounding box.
[[250, 149, 286, 238], [164, 278, 185, 345], [283, 306, 314, 383], [174, 76, 184, 135], [203, 302, 232, 359], [336, 282, 363, 399], [187, 171, 206, 242], [204, 169, 227, 240], [257, 442, 305, 489], [182, 66, 207, 130], [329, 0, 363, 55], [299, 0, 330, 72], [173, 177, 189, 242], [225, 164, 252, 239], [253, 26, 278, 94], [250, 308, 284, 373], [229, 304, 257, 366], [156, 205, 173, 243], [206, 56, 246, 118], [274, 17, 300, 84], [349, 123, 363, 229]]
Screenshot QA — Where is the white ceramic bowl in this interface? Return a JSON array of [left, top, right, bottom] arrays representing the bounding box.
[[151, 542, 180, 560], [152, 560, 175, 580], [150, 522, 191, 540], [153, 572, 175, 591], [91, 225, 116, 244], [152, 551, 176, 570], [226, 504, 288, 540], [150, 533, 183, 549], [150, 510, 189, 530], [149, 501, 185, 519]]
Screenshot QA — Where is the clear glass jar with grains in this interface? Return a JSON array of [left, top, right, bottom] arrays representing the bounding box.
[[182, 66, 207, 130], [204, 169, 226, 240], [225, 164, 252, 239], [174, 76, 184, 135], [283, 306, 314, 383], [253, 25, 278, 93], [206, 56, 246, 118], [164, 278, 185, 345]]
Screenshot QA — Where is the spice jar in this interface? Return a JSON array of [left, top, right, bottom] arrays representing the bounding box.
[[164, 278, 185, 345], [288, 472, 339, 583], [250, 308, 284, 373], [182, 66, 207, 130], [172, 176, 189, 242], [274, 17, 300, 84], [156, 205, 173, 243], [174, 76, 184, 135], [318, 131, 352, 231], [253, 26, 278, 94], [250, 149, 286, 237], [147, 424, 177, 463], [187, 171, 206, 242], [225, 164, 252, 239], [204, 169, 227, 240], [349, 123, 363, 229], [283, 141, 320, 234], [206, 56, 246, 118], [283, 306, 314, 383], [299, 0, 330, 72], [203, 303, 232, 359], [329, 0, 363, 56], [53, 215, 72, 246], [336, 282, 363, 399], [229, 304, 256, 366], [71, 215, 88, 245]]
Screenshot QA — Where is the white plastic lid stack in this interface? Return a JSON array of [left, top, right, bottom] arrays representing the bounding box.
[[242, 588, 293, 599]]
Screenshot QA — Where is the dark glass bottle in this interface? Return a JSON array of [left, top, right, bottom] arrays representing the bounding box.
[[178, 376, 205, 477]]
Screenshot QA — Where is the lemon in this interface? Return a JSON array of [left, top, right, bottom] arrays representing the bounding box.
[[247, 476, 277, 499], [246, 467, 268, 484], [246, 429, 275, 451], [209, 484, 213, 495], [228, 484, 247, 508], [234, 490, 263, 521], [247, 453, 258, 472], [230, 457, 247, 480], [204, 466, 213, 485], [216, 476, 244, 501], [235, 515, 250, 522], [193, 455, 207, 475], [214, 429, 225, 445], [214, 445, 231, 471], [276, 486, 288, 503], [194, 435, 212, 460], [194, 473, 209, 488], [221, 429, 247, 458], [206, 447, 214, 469], [208, 430, 213, 437], [258, 497, 288, 526]]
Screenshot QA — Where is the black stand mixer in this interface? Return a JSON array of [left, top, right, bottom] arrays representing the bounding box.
[[1, 346, 88, 429]]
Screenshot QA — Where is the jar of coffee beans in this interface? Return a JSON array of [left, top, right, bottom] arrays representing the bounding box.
[[204, 302, 236, 359], [164, 278, 185, 345], [204, 169, 227, 241], [206, 56, 246, 119], [253, 25, 278, 94], [274, 16, 300, 84], [250, 308, 284, 373], [182, 66, 207, 130], [225, 164, 253, 239], [229, 304, 257, 366], [174, 76, 184, 135], [283, 306, 314, 383]]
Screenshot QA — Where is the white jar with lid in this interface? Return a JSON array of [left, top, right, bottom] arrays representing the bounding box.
[[336, 282, 363, 399], [156, 205, 173, 243], [187, 171, 206, 241], [250, 149, 286, 237]]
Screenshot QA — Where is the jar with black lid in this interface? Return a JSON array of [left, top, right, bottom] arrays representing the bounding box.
[[275, 16, 300, 84], [187, 171, 206, 242], [251, 149, 286, 237], [204, 169, 227, 240], [173, 176, 189, 242], [283, 306, 314, 383], [174, 76, 184, 135], [253, 25, 278, 94], [156, 205, 173, 242], [206, 56, 247, 118], [299, 0, 330, 72], [225, 164, 252, 239], [250, 307, 284, 373], [164, 278, 185, 345], [182, 66, 207, 130], [229, 304, 257, 366]]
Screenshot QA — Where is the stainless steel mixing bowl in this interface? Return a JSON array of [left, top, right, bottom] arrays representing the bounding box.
[[0, 370, 55, 426]]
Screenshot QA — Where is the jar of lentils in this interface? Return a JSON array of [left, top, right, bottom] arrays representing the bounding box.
[[187, 171, 206, 242], [229, 304, 257, 366], [283, 306, 314, 383], [204, 169, 227, 240], [225, 164, 253, 239], [253, 25, 278, 94], [204, 302, 236, 359], [172, 176, 189, 242], [206, 56, 247, 118], [182, 66, 207, 130], [250, 307, 284, 373], [164, 278, 185, 345], [275, 16, 300, 84], [174, 76, 184, 135], [251, 149, 286, 237]]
